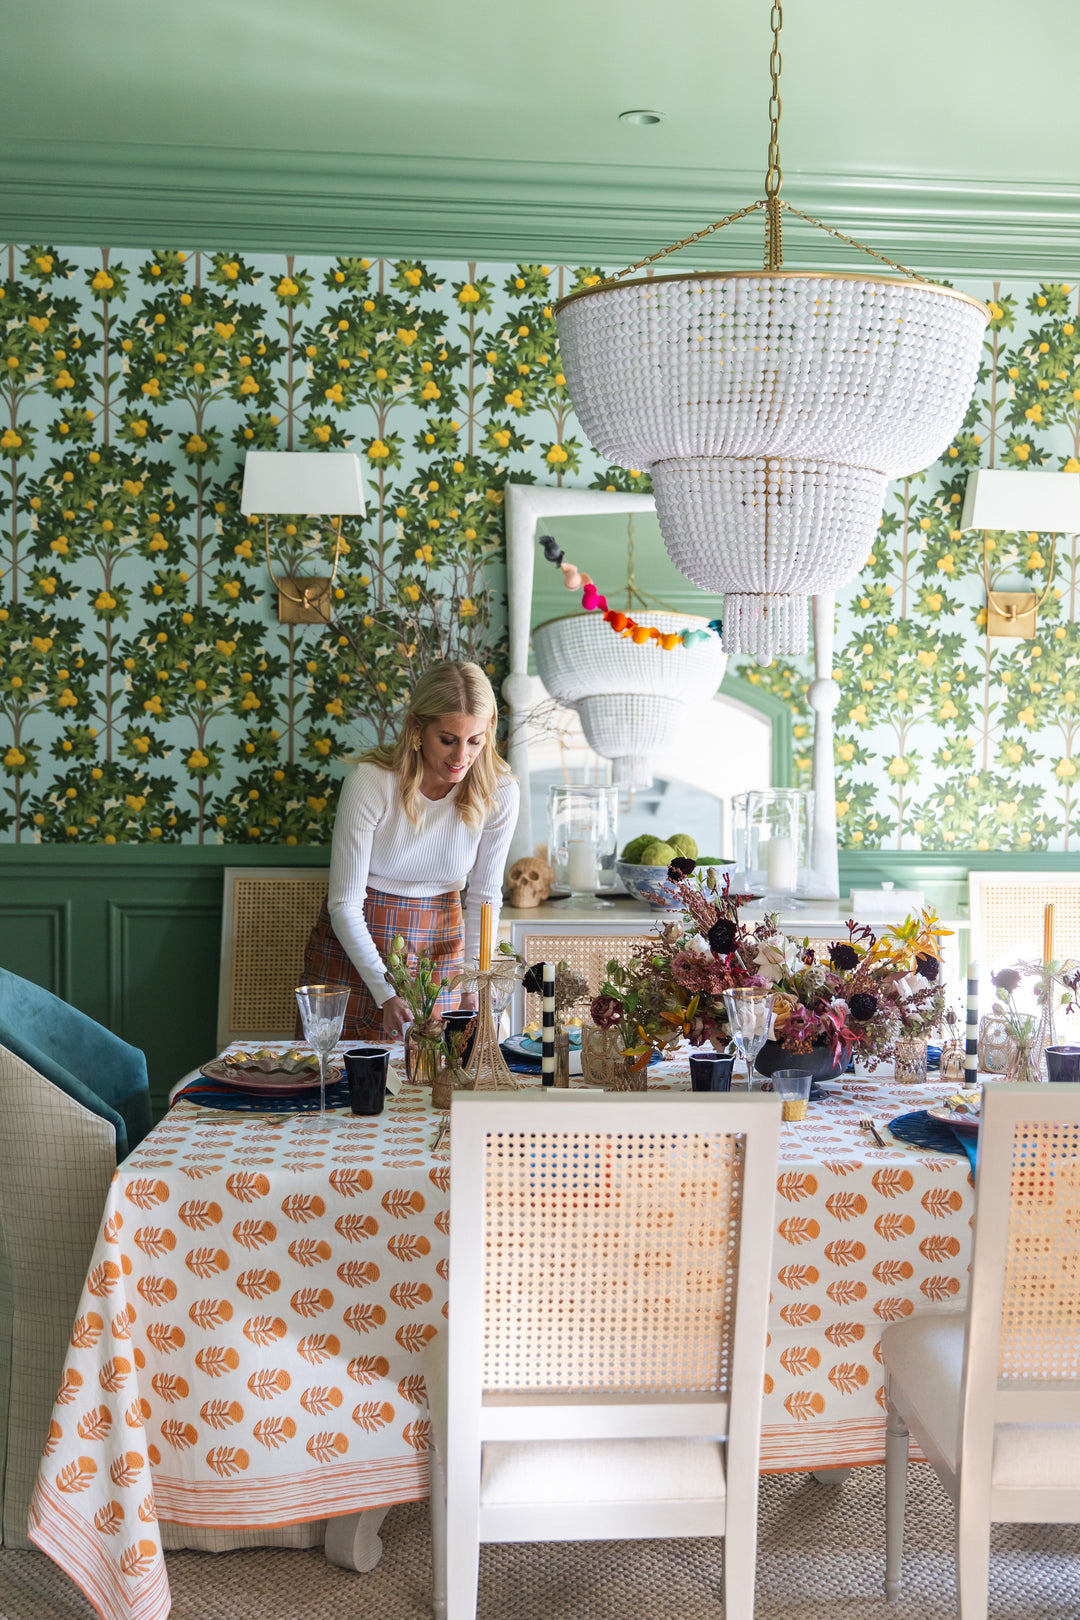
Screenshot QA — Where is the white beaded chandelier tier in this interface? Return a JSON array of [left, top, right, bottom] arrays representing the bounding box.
[[531, 610, 727, 789], [554, 6, 989, 664]]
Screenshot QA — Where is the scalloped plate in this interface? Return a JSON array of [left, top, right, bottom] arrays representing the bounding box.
[[199, 1057, 342, 1094], [926, 1104, 980, 1137]]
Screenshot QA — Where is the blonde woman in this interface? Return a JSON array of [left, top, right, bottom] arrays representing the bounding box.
[[304, 661, 519, 1042]]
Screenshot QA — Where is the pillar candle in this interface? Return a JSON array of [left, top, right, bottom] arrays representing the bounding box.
[[479, 901, 492, 972], [1044, 902, 1054, 966], [765, 835, 795, 892], [542, 962, 555, 1086], [965, 960, 979, 1083]]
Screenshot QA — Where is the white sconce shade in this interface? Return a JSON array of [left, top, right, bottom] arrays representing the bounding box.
[[959, 468, 1080, 533], [240, 451, 367, 516]]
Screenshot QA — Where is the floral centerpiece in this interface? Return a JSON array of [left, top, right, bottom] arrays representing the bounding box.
[[385, 934, 461, 1083], [987, 960, 1080, 1082], [591, 862, 949, 1075]]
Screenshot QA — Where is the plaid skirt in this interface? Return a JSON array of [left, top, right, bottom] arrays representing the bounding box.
[[303, 889, 464, 1042]]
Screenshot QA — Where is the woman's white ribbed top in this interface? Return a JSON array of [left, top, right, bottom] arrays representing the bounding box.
[[327, 762, 519, 1008]]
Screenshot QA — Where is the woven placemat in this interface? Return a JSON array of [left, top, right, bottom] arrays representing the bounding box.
[[175, 1075, 352, 1113], [889, 1109, 976, 1172]]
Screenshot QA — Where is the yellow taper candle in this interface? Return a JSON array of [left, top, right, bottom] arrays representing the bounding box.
[[1044, 901, 1054, 966], [479, 901, 492, 971]]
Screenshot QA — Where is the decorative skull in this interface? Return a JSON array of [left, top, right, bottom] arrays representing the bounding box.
[[504, 851, 554, 909]]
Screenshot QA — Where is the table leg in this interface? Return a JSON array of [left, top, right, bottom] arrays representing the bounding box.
[[811, 1467, 853, 1486], [323, 1504, 391, 1572]]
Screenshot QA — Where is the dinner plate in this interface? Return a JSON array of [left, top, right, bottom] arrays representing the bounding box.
[[500, 1036, 584, 1076], [925, 1104, 980, 1137], [199, 1057, 341, 1094]]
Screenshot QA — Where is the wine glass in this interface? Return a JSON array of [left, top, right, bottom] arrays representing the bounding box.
[[722, 987, 775, 1089], [295, 983, 351, 1122]]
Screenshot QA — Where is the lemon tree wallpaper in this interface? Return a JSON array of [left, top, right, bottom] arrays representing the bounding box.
[[1, 246, 1077, 851]]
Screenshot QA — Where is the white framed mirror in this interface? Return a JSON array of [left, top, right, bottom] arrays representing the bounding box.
[[502, 482, 839, 896]]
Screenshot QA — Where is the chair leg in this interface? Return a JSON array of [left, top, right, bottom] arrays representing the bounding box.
[[445, 1455, 481, 1620], [428, 1446, 448, 1620], [955, 1489, 991, 1620], [884, 1401, 909, 1603]]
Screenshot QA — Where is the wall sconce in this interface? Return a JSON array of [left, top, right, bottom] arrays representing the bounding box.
[[960, 468, 1080, 639], [239, 451, 366, 624]]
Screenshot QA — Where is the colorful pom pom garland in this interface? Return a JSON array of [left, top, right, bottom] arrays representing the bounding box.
[[538, 535, 723, 652]]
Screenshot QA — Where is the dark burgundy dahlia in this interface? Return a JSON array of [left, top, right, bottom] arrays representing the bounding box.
[[829, 942, 860, 972], [915, 952, 939, 982], [848, 992, 878, 1021], [707, 917, 739, 956], [667, 856, 696, 880], [590, 994, 623, 1030]]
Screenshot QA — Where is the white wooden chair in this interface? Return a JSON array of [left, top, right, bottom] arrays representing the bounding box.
[[510, 928, 645, 1034], [881, 1081, 1080, 1617], [425, 1089, 782, 1620], [968, 871, 1080, 981]]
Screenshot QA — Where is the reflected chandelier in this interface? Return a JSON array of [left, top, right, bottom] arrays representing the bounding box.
[[554, 4, 989, 664]]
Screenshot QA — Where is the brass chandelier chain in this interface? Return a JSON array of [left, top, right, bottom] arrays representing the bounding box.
[[593, 0, 930, 291], [763, 0, 784, 270]]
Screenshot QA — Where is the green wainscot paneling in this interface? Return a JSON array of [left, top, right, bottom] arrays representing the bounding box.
[[0, 844, 330, 1118]]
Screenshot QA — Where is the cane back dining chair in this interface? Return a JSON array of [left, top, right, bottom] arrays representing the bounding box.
[[881, 1082, 1080, 1617], [216, 866, 329, 1047], [425, 1089, 782, 1620], [512, 929, 644, 1034]]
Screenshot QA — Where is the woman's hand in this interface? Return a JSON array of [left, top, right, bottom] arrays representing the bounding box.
[[456, 991, 479, 1012], [380, 996, 413, 1040]]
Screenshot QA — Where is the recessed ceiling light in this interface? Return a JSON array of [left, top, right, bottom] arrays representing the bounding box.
[[618, 109, 665, 125]]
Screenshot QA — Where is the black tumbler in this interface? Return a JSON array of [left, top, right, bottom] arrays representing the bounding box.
[[344, 1046, 390, 1115], [442, 1009, 477, 1065], [1045, 1045, 1080, 1084], [689, 1051, 736, 1092]]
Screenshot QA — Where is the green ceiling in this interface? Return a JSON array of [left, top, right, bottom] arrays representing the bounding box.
[[2, 0, 1079, 273]]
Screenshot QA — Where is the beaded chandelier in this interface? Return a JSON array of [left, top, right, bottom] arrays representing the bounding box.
[[554, 5, 989, 664], [531, 610, 727, 788]]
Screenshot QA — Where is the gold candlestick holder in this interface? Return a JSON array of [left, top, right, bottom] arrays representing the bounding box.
[[462, 965, 520, 1092]]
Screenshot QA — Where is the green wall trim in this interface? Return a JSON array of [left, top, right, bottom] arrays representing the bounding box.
[[3, 141, 1080, 275], [719, 673, 793, 789]]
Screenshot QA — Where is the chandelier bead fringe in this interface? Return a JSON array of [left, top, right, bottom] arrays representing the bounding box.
[[556, 272, 987, 658]]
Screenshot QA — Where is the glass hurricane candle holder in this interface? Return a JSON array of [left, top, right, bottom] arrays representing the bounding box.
[[547, 784, 619, 910], [735, 788, 813, 905]]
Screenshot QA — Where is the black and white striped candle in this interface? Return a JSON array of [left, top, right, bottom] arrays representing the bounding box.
[[965, 960, 979, 1083], [541, 962, 556, 1086]]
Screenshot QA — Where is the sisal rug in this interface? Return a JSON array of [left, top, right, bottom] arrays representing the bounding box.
[[1, 1464, 1077, 1620]]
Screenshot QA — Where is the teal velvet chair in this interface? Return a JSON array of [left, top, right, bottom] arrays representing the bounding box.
[[0, 968, 152, 1160]]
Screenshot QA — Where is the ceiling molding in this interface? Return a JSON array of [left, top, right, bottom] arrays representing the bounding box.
[[2, 139, 1080, 277]]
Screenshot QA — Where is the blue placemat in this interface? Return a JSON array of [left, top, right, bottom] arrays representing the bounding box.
[[889, 1109, 977, 1174], [176, 1077, 352, 1114]]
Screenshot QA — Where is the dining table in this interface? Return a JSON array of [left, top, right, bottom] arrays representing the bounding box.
[[29, 1041, 976, 1620]]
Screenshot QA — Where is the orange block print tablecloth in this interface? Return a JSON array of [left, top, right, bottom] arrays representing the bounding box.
[[30, 1056, 973, 1620]]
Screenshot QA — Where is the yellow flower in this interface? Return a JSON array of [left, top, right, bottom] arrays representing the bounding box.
[[545, 443, 569, 465], [459, 597, 479, 618], [458, 283, 480, 303]]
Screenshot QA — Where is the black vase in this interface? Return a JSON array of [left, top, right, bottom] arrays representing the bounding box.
[[754, 1039, 850, 1082]]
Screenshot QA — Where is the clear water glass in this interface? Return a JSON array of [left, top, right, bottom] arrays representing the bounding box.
[[295, 983, 351, 1121], [722, 986, 775, 1089]]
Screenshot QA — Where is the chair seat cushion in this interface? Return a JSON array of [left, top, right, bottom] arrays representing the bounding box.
[[881, 1312, 1080, 1488], [481, 1437, 726, 1507]]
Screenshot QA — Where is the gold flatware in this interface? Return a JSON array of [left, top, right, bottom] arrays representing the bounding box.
[[859, 1115, 887, 1148], [430, 1120, 449, 1153]]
